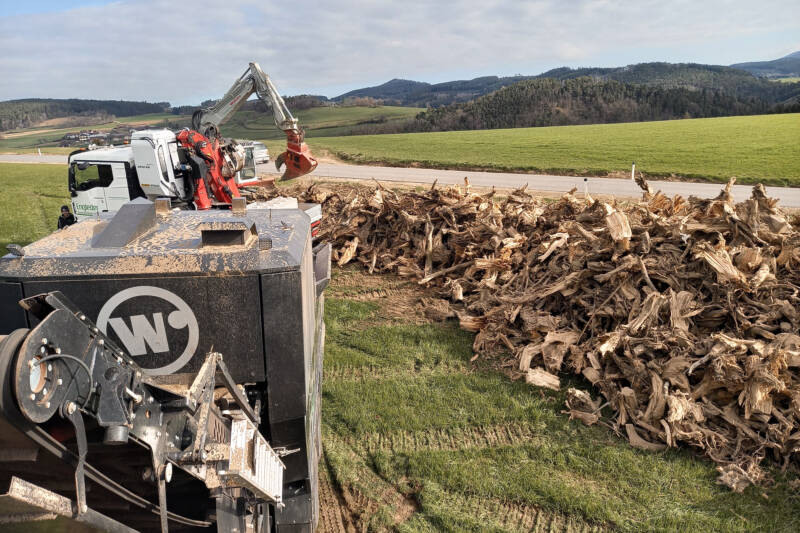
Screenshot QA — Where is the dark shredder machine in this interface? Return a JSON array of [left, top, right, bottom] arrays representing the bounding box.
[[0, 197, 330, 532]]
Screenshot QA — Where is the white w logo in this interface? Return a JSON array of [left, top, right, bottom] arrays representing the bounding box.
[[108, 313, 169, 356], [96, 286, 200, 375]]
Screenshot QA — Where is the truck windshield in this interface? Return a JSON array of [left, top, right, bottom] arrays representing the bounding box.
[[69, 162, 114, 192]]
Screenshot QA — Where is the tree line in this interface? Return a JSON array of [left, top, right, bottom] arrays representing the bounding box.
[[346, 77, 800, 135], [0, 99, 168, 131]]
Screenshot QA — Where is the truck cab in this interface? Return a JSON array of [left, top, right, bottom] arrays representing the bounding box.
[[68, 144, 141, 220], [129, 129, 190, 199], [69, 129, 208, 220]]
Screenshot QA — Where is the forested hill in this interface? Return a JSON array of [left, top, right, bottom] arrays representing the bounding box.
[[732, 51, 800, 78], [335, 62, 800, 108], [334, 75, 537, 106], [355, 77, 800, 134], [537, 63, 800, 103], [0, 99, 169, 131]]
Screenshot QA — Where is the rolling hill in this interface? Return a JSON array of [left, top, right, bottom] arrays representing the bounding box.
[[0, 98, 169, 131], [732, 51, 800, 79], [334, 58, 800, 108], [338, 76, 799, 136], [334, 75, 537, 106], [535, 62, 799, 103]]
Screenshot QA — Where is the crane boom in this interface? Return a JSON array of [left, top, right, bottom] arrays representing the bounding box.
[[192, 62, 317, 180]]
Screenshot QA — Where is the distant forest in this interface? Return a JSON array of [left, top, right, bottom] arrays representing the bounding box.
[[0, 99, 168, 131], [3, 61, 800, 135], [347, 77, 800, 135], [332, 63, 800, 108], [535, 63, 800, 104]]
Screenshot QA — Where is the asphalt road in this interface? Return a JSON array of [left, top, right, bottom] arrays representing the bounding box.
[[4, 153, 799, 207], [301, 163, 800, 206]]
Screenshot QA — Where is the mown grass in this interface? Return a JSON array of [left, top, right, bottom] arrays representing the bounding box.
[[0, 163, 69, 251], [310, 113, 800, 186], [322, 269, 800, 532]]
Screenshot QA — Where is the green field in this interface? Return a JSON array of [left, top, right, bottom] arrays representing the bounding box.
[[322, 270, 800, 531], [3, 165, 800, 531], [0, 163, 69, 251], [773, 77, 800, 83], [0, 113, 187, 152], [0, 106, 421, 157], [219, 105, 421, 141], [309, 113, 800, 185]]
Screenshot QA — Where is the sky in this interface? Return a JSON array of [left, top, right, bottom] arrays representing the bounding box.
[[0, 0, 798, 105]]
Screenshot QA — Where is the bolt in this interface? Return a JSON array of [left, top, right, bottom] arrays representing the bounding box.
[[66, 402, 76, 415], [116, 357, 123, 364], [41, 338, 48, 345], [42, 388, 47, 396], [47, 364, 52, 372], [45, 402, 50, 409], [80, 503, 87, 514], [125, 387, 143, 404], [91, 327, 98, 333], [39, 347, 46, 354], [29, 393, 36, 401], [57, 378, 63, 385], [98, 339, 104, 346], [79, 314, 86, 320], [55, 348, 61, 354]]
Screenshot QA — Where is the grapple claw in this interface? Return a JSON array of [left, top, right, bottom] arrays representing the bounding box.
[[277, 131, 318, 180]]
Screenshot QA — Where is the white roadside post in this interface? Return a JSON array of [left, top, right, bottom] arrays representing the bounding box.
[[631, 161, 636, 180]]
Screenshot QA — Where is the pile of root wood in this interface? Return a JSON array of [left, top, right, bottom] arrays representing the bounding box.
[[277, 178, 800, 490]]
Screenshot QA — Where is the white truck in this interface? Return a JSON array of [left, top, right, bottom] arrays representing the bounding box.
[[69, 61, 318, 220], [69, 129, 257, 219], [240, 140, 270, 164], [68, 129, 322, 237]]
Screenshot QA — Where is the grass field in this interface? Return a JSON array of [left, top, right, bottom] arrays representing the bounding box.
[[773, 77, 800, 83], [0, 163, 69, 251], [0, 113, 188, 152], [220, 105, 421, 141], [0, 106, 421, 156], [3, 167, 800, 531], [309, 113, 800, 186], [321, 269, 800, 531]]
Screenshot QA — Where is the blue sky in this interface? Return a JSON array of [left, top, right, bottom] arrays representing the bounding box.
[[0, 0, 116, 17], [0, 0, 798, 104]]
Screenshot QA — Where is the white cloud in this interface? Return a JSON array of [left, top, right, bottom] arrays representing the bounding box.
[[0, 0, 797, 103]]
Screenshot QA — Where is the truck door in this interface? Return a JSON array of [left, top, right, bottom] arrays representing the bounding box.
[[103, 162, 134, 212], [69, 161, 113, 219]]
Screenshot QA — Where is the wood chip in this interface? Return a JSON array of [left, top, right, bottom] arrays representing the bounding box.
[[264, 177, 800, 492]]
